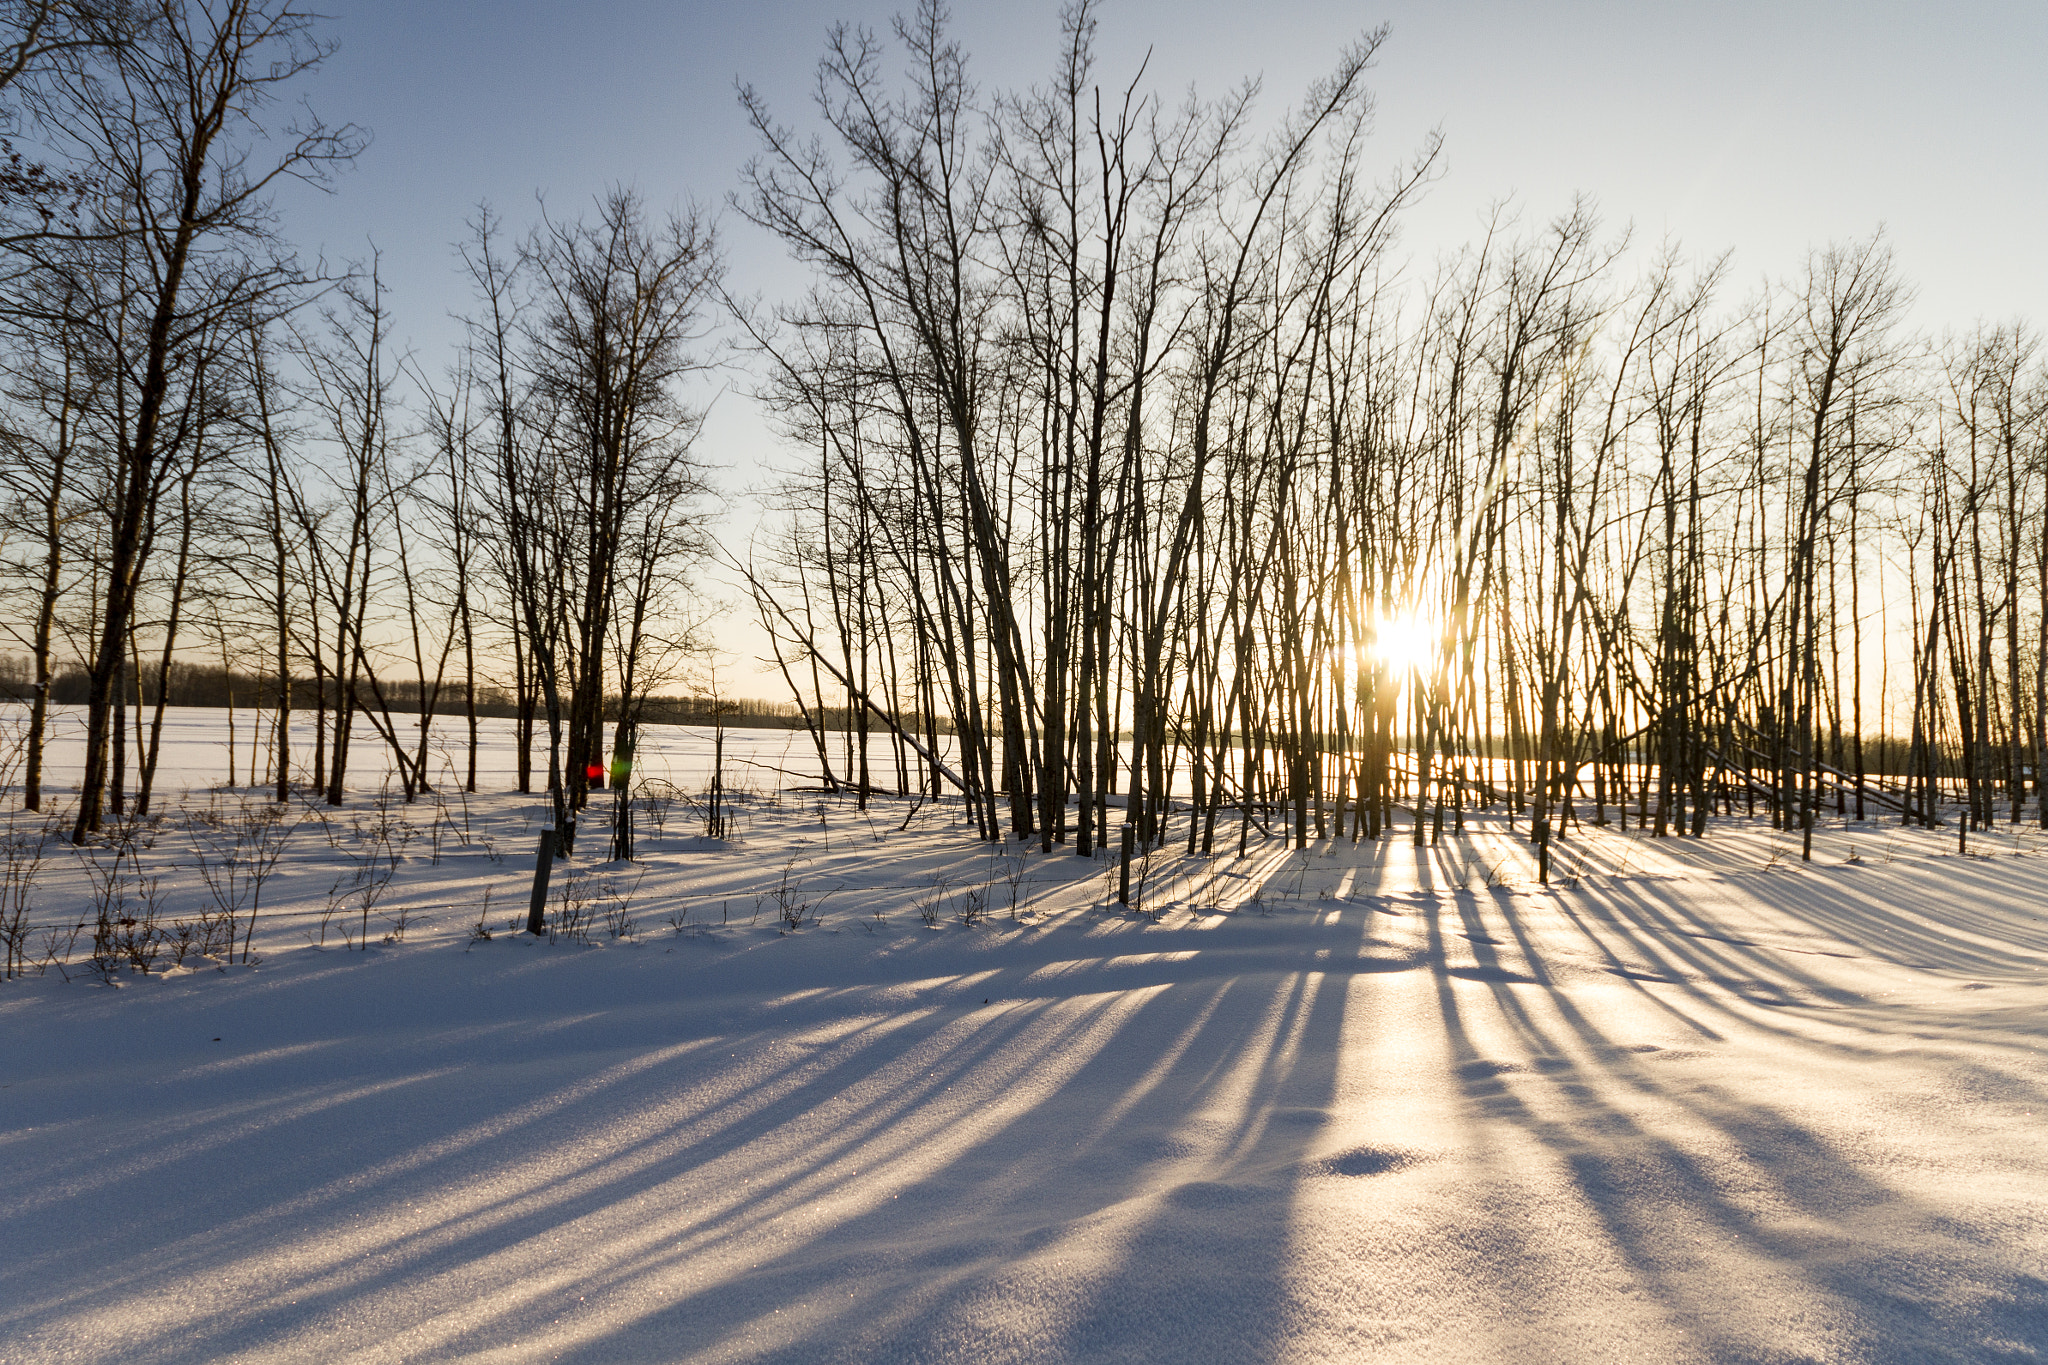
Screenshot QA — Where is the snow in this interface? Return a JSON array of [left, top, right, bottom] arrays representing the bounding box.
[[2, 707, 2045, 1362]]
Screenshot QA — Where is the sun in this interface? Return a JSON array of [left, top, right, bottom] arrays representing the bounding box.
[[1368, 612, 1435, 675]]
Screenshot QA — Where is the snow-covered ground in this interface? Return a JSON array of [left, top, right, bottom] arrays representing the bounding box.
[[2, 707, 2045, 1362]]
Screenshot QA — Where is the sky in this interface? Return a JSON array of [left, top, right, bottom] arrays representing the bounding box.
[[269, 0, 2048, 683]]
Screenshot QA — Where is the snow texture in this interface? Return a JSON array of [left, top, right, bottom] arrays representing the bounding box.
[[2, 708, 2045, 1362]]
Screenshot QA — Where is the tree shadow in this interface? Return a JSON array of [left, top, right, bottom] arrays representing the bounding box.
[[0, 894, 1376, 1363], [6, 823, 2045, 1362], [1415, 857, 2048, 1362]]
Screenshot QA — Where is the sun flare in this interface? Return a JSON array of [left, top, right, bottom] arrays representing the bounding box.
[[1368, 612, 1435, 674]]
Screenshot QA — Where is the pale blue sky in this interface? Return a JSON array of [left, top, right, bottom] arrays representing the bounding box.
[[279, 0, 2047, 342]]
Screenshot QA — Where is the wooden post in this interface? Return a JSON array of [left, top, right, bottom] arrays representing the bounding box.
[[610, 724, 635, 862], [527, 827, 554, 934], [1118, 822, 1135, 905]]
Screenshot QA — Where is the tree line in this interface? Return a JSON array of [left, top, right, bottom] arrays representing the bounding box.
[[3, 0, 2043, 875], [0, 653, 842, 732], [0, 1, 722, 854], [736, 1, 2048, 870]]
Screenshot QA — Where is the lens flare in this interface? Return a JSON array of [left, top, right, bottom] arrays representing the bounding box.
[[1369, 613, 1434, 674]]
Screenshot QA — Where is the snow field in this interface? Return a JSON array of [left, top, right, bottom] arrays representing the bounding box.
[[0, 707, 2044, 1362]]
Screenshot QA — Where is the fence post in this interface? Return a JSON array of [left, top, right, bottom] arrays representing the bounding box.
[[527, 827, 555, 935], [1118, 822, 1135, 905], [610, 725, 635, 862]]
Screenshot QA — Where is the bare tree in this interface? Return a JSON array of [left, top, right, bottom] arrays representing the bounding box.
[[0, 266, 103, 808], [25, 0, 358, 840], [519, 188, 719, 844]]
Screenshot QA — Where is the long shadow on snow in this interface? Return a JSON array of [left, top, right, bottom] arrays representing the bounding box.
[[1424, 857, 2048, 1362], [1743, 855, 2048, 978], [524, 909, 1371, 1364], [0, 903, 1370, 1364], [0, 993, 1102, 1355]]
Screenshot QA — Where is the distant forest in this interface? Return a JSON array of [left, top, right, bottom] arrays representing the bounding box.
[[0, 652, 1919, 775], [0, 655, 887, 733], [1, 1, 2042, 867]]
